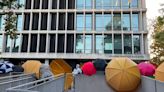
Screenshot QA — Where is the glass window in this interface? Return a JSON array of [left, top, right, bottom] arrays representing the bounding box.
[[76, 14, 84, 31], [21, 34, 28, 52], [114, 34, 122, 54], [113, 0, 121, 9], [85, 35, 92, 53], [95, 14, 103, 31], [39, 34, 46, 52], [5, 35, 11, 52], [0, 15, 5, 31], [104, 34, 112, 54], [30, 34, 37, 52], [12, 35, 20, 52], [113, 14, 121, 31], [122, 0, 130, 9], [122, 14, 131, 31], [103, 0, 112, 9], [76, 35, 84, 53], [77, 0, 84, 9], [95, 35, 103, 54], [85, 0, 92, 9], [124, 34, 132, 54], [85, 14, 92, 31], [104, 14, 112, 31], [17, 0, 25, 9], [0, 35, 2, 52], [17, 15, 23, 31], [131, 0, 138, 8], [132, 14, 139, 31], [133, 35, 141, 54], [95, 0, 102, 9]]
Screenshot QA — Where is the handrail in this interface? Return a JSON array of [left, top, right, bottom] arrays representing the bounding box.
[[0, 73, 34, 80]]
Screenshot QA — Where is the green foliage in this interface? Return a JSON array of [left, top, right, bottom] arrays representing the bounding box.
[[151, 16, 164, 66], [0, 0, 22, 39]]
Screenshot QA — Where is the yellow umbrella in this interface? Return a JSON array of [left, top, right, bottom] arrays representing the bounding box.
[[155, 62, 164, 82], [22, 60, 42, 79], [105, 57, 141, 92]]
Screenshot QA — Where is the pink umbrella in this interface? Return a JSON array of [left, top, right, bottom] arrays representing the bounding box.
[[81, 62, 96, 76], [138, 62, 156, 76]]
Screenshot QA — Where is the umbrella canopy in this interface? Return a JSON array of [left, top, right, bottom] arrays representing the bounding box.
[[22, 60, 42, 79], [0, 61, 14, 73], [138, 62, 155, 76], [93, 59, 107, 71], [40, 64, 53, 79], [81, 61, 96, 76], [155, 62, 164, 82], [105, 57, 141, 92]]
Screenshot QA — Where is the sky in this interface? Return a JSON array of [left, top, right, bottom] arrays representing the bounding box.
[[146, 0, 163, 57]]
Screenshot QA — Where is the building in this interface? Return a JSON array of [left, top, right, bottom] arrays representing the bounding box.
[[0, 0, 149, 63]]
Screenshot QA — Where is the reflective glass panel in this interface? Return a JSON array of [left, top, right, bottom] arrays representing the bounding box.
[[85, 14, 92, 31], [131, 0, 138, 8], [123, 14, 131, 31], [76, 35, 84, 53], [17, 15, 23, 31], [85, 0, 92, 9], [0, 15, 5, 31], [5, 35, 11, 52], [0, 35, 2, 52], [133, 35, 141, 54], [122, 0, 130, 9], [96, 0, 102, 9], [113, 0, 121, 9], [77, 0, 84, 9], [114, 34, 122, 54], [85, 35, 92, 53], [124, 34, 132, 54], [103, 0, 112, 9], [104, 34, 112, 54], [95, 14, 103, 31], [104, 14, 112, 31], [76, 14, 84, 31], [18, 0, 25, 9], [132, 14, 139, 31], [113, 14, 121, 31], [95, 35, 103, 54], [12, 35, 20, 52]]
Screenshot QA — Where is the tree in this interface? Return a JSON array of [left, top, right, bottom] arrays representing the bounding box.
[[151, 5, 164, 65], [0, 0, 22, 39]]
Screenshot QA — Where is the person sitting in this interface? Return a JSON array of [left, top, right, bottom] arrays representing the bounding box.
[[72, 64, 82, 76]]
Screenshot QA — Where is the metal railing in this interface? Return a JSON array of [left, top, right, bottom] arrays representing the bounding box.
[[0, 73, 35, 92], [6, 74, 65, 92]]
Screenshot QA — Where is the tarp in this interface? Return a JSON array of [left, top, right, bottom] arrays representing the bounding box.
[[155, 62, 164, 82]]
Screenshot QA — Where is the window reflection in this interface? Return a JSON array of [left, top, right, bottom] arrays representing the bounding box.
[[17, 15, 23, 31], [85, 14, 92, 31], [133, 35, 141, 54], [114, 34, 122, 54], [77, 0, 84, 9], [0, 35, 2, 52], [0, 15, 5, 31], [12, 35, 20, 52], [132, 14, 139, 31], [5, 35, 11, 52], [113, 0, 121, 9], [76, 35, 84, 53], [124, 34, 132, 54], [122, 0, 130, 8], [95, 35, 103, 54], [95, 14, 103, 31], [131, 0, 138, 8], [123, 14, 130, 31], [104, 14, 112, 31], [85, 35, 92, 53], [95, 0, 102, 9], [104, 34, 112, 54], [85, 0, 92, 9], [103, 0, 112, 9], [113, 14, 121, 31], [17, 0, 25, 9], [76, 14, 84, 31]]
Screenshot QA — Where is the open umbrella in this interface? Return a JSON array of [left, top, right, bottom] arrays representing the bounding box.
[[138, 62, 155, 76], [0, 61, 14, 73], [81, 61, 96, 76], [22, 60, 42, 79], [93, 59, 107, 71], [155, 62, 164, 82], [105, 57, 140, 92]]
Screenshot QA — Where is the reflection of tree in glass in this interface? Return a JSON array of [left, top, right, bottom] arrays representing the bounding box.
[[76, 35, 83, 53]]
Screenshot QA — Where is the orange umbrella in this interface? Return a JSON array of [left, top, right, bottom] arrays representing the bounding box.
[[22, 60, 42, 79], [105, 57, 141, 92], [155, 62, 164, 82]]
